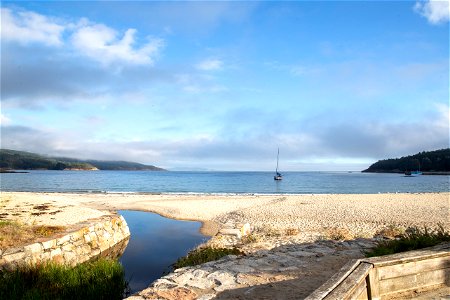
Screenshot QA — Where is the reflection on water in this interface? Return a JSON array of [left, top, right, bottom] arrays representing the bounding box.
[[118, 210, 208, 294]]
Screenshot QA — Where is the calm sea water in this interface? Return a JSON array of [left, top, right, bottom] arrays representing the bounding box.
[[118, 210, 207, 294], [0, 170, 448, 194]]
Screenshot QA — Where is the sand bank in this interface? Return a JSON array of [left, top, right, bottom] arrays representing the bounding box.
[[1, 192, 448, 237]]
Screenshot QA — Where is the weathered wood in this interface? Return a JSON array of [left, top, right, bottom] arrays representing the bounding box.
[[377, 256, 449, 280], [305, 259, 364, 300], [364, 243, 450, 268], [367, 267, 381, 300], [306, 243, 450, 300], [349, 280, 368, 300], [378, 268, 448, 296], [324, 262, 372, 300]]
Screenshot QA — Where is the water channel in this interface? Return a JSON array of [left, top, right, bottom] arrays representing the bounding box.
[[118, 210, 208, 293]]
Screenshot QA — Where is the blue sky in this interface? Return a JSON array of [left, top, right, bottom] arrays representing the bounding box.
[[1, 1, 449, 171]]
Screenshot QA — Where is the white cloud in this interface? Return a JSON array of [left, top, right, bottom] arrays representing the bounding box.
[[414, 0, 450, 24], [1, 8, 65, 46], [71, 22, 164, 66], [196, 58, 224, 71], [0, 114, 11, 125]]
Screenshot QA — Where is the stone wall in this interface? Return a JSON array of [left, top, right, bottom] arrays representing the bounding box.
[[306, 242, 450, 300], [0, 215, 130, 270]]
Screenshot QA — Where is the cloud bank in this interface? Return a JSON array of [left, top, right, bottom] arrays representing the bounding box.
[[414, 0, 450, 24]]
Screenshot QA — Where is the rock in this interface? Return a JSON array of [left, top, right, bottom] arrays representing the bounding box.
[[207, 270, 236, 286], [229, 264, 255, 273], [186, 277, 215, 289], [219, 228, 241, 238], [197, 294, 216, 300], [279, 266, 299, 272], [141, 287, 197, 300], [288, 250, 316, 257], [152, 278, 178, 289], [240, 223, 251, 236]]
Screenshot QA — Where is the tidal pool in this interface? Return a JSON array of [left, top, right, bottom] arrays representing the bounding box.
[[118, 210, 208, 293]]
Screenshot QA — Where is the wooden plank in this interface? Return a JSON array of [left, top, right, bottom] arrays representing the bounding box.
[[377, 256, 450, 280], [378, 268, 448, 296], [367, 267, 381, 300], [365, 243, 450, 268], [324, 263, 372, 300], [305, 259, 364, 300], [349, 280, 368, 300]]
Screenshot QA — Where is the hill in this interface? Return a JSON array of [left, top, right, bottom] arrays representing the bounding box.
[[362, 148, 450, 173], [0, 149, 166, 171]]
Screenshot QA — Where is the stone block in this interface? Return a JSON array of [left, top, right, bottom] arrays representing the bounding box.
[[89, 231, 98, 241], [41, 239, 57, 250], [39, 251, 51, 261], [84, 234, 91, 243], [63, 251, 77, 264], [70, 230, 84, 241], [3, 251, 26, 263], [24, 243, 43, 255], [3, 247, 23, 256], [56, 235, 71, 246], [50, 248, 62, 258]]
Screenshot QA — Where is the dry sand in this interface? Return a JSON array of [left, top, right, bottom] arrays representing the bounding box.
[[1, 192, 449, 237], [1, 192, 449, 299]]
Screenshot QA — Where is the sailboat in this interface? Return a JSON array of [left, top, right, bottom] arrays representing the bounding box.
[[274, 148, 282, 181]]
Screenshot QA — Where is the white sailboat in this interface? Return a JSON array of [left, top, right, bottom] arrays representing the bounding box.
[[274, 148, 282, 181]]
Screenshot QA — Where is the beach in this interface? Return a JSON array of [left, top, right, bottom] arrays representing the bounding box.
[[1, 191, 449, 239], [1, 192, 449, 299]]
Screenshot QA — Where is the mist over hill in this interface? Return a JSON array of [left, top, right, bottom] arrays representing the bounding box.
[[0, 149, 166, 171]]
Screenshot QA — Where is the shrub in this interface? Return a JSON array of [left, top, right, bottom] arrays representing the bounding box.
[[241, 233, 259, 244], [375, 225, 405, 238], [0, 258, 129, 299], [173, 247, 244, 269], [0, 221, 66, 250], [366, 225, 450, 257], [285, 228, 300, 236], [323, 227, 354, 241]]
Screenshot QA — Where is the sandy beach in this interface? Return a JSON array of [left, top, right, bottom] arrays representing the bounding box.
[[1, 192, 449, 237], [1, 191, 449, 299]]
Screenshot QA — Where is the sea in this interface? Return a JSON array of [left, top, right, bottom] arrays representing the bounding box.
[[0, 170, 448, 194]]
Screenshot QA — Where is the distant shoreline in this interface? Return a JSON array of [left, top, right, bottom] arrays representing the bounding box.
[[362, 170, 450, 175]]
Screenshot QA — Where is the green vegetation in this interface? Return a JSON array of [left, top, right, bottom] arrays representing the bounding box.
[[173, 246, 244, 269], [363, 148, 450, 173], [0, 258, 129, 300], [366, 225, 450, 257], [0, 149, 165, 171]]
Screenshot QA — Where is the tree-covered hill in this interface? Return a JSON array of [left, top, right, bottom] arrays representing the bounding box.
[[0, 149, 166, 171], [362, 148, 450, 173]]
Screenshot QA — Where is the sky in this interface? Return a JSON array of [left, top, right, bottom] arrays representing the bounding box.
[[1, 0, 449, 171]]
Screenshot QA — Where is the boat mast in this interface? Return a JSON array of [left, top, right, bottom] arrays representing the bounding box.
[[276, 148, 279, 174]]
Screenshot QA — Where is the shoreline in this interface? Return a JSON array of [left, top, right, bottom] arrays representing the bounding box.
[[1, 191, 449, 237], [2, 191, 449, 299]]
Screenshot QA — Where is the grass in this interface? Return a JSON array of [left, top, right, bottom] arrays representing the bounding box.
[[322, 227, 354, 241], [173, 246, 244, 269], [366, 225, 450, 258], [0, 220, 65, 249], [0, 258, 129, 300]]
